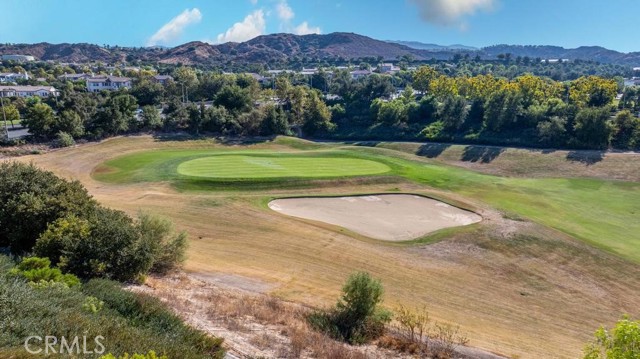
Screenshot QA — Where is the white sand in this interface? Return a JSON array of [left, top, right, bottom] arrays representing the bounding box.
[[269, 194, 482, 241]]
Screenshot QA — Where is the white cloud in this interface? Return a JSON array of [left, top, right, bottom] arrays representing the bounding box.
[[147, 8, 202, 46], [216, 10, 266, 43], [250, 0, 258, 4], [276, 1, 295, 21], [275, 0, 321, 35], [293, 21, 321, 35], [410, 0, 495, 26]]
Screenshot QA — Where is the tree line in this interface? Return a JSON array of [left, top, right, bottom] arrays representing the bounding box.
[[2, 63, 639, 150]]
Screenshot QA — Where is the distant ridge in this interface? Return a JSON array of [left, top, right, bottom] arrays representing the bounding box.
[[1, 32, 639, 66], [388, 40, 479, 52]]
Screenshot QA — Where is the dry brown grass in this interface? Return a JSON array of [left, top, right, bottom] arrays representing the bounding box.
[[134, 273, 395, 359], [376, 141, 640, 181], [11, 135, 640, 359]]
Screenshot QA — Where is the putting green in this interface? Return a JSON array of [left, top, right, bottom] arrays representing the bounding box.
[[176, 155, 390, 179]]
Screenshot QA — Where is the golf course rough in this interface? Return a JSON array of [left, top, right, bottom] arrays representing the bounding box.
[[177, 155, 391, 179]]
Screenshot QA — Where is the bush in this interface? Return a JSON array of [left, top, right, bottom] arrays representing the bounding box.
[[308, 272, 391, 344], [584, 316, 640, 359], [0, 162, 187, 282], [9, 256, 80, 288], [136, 212, 188, 274], [0, 162, 96, 253], [0, 257, 225, 358], [55, 131, 76, 147]]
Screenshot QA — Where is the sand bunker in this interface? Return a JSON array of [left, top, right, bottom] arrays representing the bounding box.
[[269, 194, 482, 241]]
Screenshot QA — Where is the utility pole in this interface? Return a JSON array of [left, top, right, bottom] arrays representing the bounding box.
[[1, 97, 9, 141]]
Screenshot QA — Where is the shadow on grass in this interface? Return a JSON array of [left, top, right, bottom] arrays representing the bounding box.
[[151, 132, 277, 145], [461, 145, 505, 163], [566, 150, 604, 165], [416, 143, 451, 158]]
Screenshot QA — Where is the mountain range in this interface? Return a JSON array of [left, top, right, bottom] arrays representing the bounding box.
[[1, 32, 639, 67]]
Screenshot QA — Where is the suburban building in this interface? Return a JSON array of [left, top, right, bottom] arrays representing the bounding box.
[[379, 63, 401, 74], [86, 76, 132, 92], [624, 78, 640, 87], [350, 69, 372, 79], [0, 86, 59, 98], [58, 73, 92, 82], [0, 72, 30, 83], [1, 54, 35, 62], [152, 75, 173, 85]]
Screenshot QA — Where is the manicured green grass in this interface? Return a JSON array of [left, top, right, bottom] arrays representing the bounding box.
[[94, 145, 640, 263], [176, 155, 390, 179]]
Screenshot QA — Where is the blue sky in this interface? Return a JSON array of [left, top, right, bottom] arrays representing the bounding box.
[[0, 0, 638, 52]]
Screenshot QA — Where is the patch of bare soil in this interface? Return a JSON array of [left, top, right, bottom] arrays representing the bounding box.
[[130, 273, 505, 359]]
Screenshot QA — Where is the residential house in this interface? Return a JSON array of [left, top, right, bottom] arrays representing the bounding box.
[[58, 73, 92, 82], [244, 73, 267, 83], [350, 69, 372, 80], [0, 72, 30, 83], [152, 75, 174, 85], [0, 86, 59, 98], [86, 76, 132, 92]]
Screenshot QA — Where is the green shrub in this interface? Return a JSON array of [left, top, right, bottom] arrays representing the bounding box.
[[55, 131, 76, 148], [308, 271, 391, 344], [0, 257, 225, 358], [2, 163, 188, 282], [136, 212, 188, 274], [0, 162, 96, 253], [83, 296, 105, 313], [584, 316, 640, 359], [9, 257, 80, 288]]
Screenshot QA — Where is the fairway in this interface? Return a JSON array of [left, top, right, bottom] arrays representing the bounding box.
[[176, 155, 390, 179], [17, 136, 640, 359]]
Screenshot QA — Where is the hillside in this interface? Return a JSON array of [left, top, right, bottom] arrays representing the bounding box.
[[2, 32, 640, 66]]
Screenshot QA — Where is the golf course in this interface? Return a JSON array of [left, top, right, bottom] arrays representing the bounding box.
[[15, 135, 640, 359]]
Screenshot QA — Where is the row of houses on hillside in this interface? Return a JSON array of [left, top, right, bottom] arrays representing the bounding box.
[[0, 86, 59, 98]]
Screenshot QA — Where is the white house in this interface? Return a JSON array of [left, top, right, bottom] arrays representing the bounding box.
[[0, 72, 30, 83], [1, 54, 35, 62], [151, 75, 173, 85], [0, 86, 59, 98], [86, 76, 132, 92], [58, 73, 92, 82], [350, 69, 372, 79]]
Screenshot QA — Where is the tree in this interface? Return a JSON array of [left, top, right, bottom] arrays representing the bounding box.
[[132, 79, 164, 106], [611, 110, 639, 149], [573, 107, 613, 149], [140, 105, 162, 130], [0, 162, 96, 253], [23, 102, 56, 138], [303, 91, 334, 136], [438, 95, 468, 130], [2, 102, 20, 129], [214, 85, 251, 113], [413, 66, 439, 94], [584, 316, 640, 359], [570, 76, 618, 108], [260, 105, 289, 136], [537, 116, 567, 146], [57, 110, 85, 138], [91, 94, 138, 137]]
